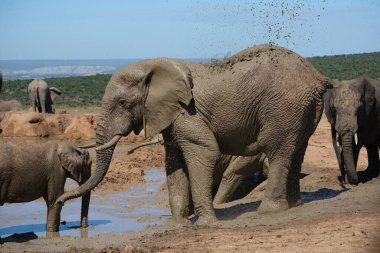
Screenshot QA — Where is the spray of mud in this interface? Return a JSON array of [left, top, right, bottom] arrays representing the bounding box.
[[192, 0, 328, 58]]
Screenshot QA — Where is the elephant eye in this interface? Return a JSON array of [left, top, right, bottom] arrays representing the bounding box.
[[118, 99, 127, 107]]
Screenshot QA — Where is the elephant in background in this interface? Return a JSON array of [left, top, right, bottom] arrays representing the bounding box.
[[28, 79, 61, 113], [0, 141, 92, 233], [58, 44, 331, 225], [324, 76, 380, 184], [124, 135, 269, 205]]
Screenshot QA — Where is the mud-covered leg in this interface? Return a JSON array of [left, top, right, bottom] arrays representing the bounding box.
[[258, 157, 291, 214], [182, 146, 218, 225], [45, 201, 62, 232], [364, 145, 380, 178], [287, 142, 308, 208], [164, 144, 193, 225], [178, 124, 220, 225], [214, 155, 263, 205]]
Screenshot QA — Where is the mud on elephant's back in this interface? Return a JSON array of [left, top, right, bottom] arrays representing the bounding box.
[[0, 111, 99, 140]]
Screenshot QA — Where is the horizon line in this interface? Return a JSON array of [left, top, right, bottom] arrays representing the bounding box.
[[0, 50, 380, 61]]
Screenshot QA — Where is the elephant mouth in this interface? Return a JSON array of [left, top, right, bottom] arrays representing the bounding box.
[[336, 131, 358, 148]]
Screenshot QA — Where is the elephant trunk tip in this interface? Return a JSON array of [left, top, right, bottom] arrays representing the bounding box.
[[55, 190, 80, 205]]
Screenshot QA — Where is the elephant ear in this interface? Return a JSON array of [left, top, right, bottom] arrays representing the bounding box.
[[363, 78, 376, 116], [58, 144, 83, 183], [142, 59, 194, 138], [323, 89, 335, 125]]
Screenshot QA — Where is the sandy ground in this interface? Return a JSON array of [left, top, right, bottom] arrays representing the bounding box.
[[1, 111, 380, 253]]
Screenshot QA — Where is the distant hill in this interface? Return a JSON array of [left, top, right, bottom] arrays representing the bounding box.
[[1, 52, 379, 108], [308, 51, 380, 80], [0, 58, 209, 80], [0, 59, 140, 80]]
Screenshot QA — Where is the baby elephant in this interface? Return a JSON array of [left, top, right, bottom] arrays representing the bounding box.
[[0, 141, 92, 232]]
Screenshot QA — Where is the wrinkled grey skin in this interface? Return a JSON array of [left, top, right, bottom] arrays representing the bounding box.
[[0, 141, 92, 232], [324, 77, 380, 184], [58, 44, 330, 225], [126, 135, 268, 205], [214, 154, 269, 205], [28, 79, 61, 113]]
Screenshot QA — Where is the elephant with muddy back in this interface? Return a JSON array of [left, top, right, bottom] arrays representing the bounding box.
[[58, 44, 331, 225], [0, 141, 92, 233], [28, 79, 61, 113], [324, 76, 380, 184]]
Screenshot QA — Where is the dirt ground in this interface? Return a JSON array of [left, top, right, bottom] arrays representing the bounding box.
[[1, 109, 380, 253]]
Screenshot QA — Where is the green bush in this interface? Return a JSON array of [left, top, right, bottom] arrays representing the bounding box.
[[308, 52, 380, 80]]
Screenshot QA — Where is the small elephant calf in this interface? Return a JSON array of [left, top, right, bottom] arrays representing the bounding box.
[[0, 141, 92, 232]]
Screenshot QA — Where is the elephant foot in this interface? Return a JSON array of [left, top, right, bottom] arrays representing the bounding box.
[[257, 198, 289, 215], [289, 198, 302, 208], [194, 215, 218, 227], [170, 216, 193, 226], [46, 231, 60, 239]]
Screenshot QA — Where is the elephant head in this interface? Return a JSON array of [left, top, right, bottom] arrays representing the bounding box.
[[57, 58, 193, 204], [58, 143, 92, 227], [324, 77, 377, 184]]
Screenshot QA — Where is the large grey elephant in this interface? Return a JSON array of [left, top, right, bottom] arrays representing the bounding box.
[[28, 79, 61, 113], [0, 141, 92, 232], [57, 44, 331, 225], [324, 76, 380, 184]]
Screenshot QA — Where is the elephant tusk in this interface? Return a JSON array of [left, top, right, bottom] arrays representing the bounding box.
[[95, 135, 122, 151], [336, 133, 340, 147], [127, 134, 164, 154], [354, 133, 358, 145], [78, 142, 97, 149]]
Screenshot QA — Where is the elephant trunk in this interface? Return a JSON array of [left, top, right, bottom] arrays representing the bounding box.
[[79, 165, 91, 228], [80, 191, 91, 228], [56, 122, 117, 204], [341, 132, 359, 185]]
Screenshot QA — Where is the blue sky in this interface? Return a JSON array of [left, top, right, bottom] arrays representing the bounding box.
[[0, 0, 379, 60]]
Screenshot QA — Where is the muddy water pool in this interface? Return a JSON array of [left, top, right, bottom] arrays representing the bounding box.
[[0, 168, 169, 239]]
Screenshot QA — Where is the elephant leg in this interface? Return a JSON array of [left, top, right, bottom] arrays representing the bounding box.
[[183, 147, 218, 225], [39, 95, 47, 113], [45, 200, 62, 232], [32, 100, 37, 112], [364, 145, 380, 178], [0, 180, 10, 205], [287, 141, 308, 208], [214, 155, 262, 205], [178, 132, 219, 225], [164, 144, 193, 225], [258, 156, 291, 214]]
